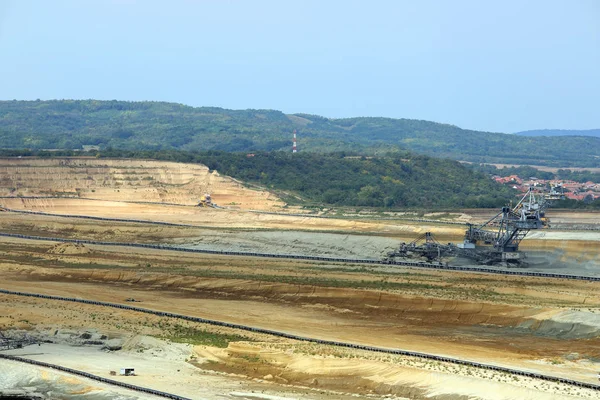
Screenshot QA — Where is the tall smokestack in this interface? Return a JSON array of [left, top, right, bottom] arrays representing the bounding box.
[[292, 130, 297, 153]]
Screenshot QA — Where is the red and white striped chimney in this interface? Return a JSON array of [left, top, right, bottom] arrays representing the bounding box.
[[292, 130, 297, 153]]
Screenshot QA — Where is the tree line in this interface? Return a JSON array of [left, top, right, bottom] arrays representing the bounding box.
[[1, 100, 599, 167], [0, 148, 517, 209]]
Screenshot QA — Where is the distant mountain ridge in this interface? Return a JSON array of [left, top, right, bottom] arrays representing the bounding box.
[[1, 100, 600, 167], [515, 129, 600, 137]]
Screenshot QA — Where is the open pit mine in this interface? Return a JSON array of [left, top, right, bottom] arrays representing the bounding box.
[[1, 157, 600, 400]]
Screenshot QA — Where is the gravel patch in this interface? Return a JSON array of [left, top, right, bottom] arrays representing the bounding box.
[[173, 230, 400, 260]]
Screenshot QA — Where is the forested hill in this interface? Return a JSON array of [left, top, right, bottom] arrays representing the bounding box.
[[5, 148, 507, 209], [1, 100, 599, 167], [515, 129, 600, 138]]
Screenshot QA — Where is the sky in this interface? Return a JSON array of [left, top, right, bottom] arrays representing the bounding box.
[[0, 0, 598, 133]]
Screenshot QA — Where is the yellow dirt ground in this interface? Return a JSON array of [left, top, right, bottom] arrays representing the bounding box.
[[0, 157, 284, 210], [1, 237, 600, 383], [1, 157, 599, 399]]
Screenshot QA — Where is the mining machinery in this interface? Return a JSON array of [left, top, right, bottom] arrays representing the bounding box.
[[463, 187, 548, 263], [197, 193, 213, 207], [0, 330, 37, 350], [393, 232, 445, 262], [545, 183, 566, 201], [387, 188, 550, 266]]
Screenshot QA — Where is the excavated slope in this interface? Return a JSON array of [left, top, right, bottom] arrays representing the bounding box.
[[0, 157, 283, 210]]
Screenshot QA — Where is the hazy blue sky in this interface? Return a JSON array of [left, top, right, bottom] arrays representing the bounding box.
[[0, 0, 598, 132]]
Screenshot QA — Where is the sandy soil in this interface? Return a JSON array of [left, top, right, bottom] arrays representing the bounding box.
[[0, 357, 164, 400], [0, 157, 284, 210], [0, 197, 450, 235], [2, 157, 600, 400], [1, 239, 600, 385], [1, 342, 367, 400], [1, 202, 599, 277], [460, 208, 600, 227], [2, 306, 597, 400], [172, 230, 400, 259], [543, 211, 600, 230]]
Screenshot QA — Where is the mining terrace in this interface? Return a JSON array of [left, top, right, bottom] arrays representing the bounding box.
[[1, 157, 599, 400]]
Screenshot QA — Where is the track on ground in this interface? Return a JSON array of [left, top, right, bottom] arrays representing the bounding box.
[[0, 353, 191, 400], [3, 198, 599, 230], [0, 288, 598, 391], [0, 229, 598, 282], [1, 205, 599, 391]]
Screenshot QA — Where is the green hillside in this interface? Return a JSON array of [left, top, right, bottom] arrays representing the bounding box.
[[515, 129, 600, 137], [194, 151, 515, 208], [1, 100, 599, 167], [0, 148, 516, 209]]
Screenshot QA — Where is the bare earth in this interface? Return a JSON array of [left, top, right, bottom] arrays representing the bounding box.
[[1, 157, 599, 400], [485, 163, 600, 174]]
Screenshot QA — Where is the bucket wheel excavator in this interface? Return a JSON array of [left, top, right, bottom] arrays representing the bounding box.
[[387, 188, 550, 266]]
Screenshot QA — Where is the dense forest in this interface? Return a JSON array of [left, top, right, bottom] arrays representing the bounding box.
[[1, 100, 599, 167], [193, 152, 515, 208], [0, 148, 515, 209], [515, 129, 600, 138]]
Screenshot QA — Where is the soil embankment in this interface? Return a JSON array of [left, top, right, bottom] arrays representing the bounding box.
[[0, 158, 283, 210], [1, 157, 600, 399], [1, 239, 600, 385]]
